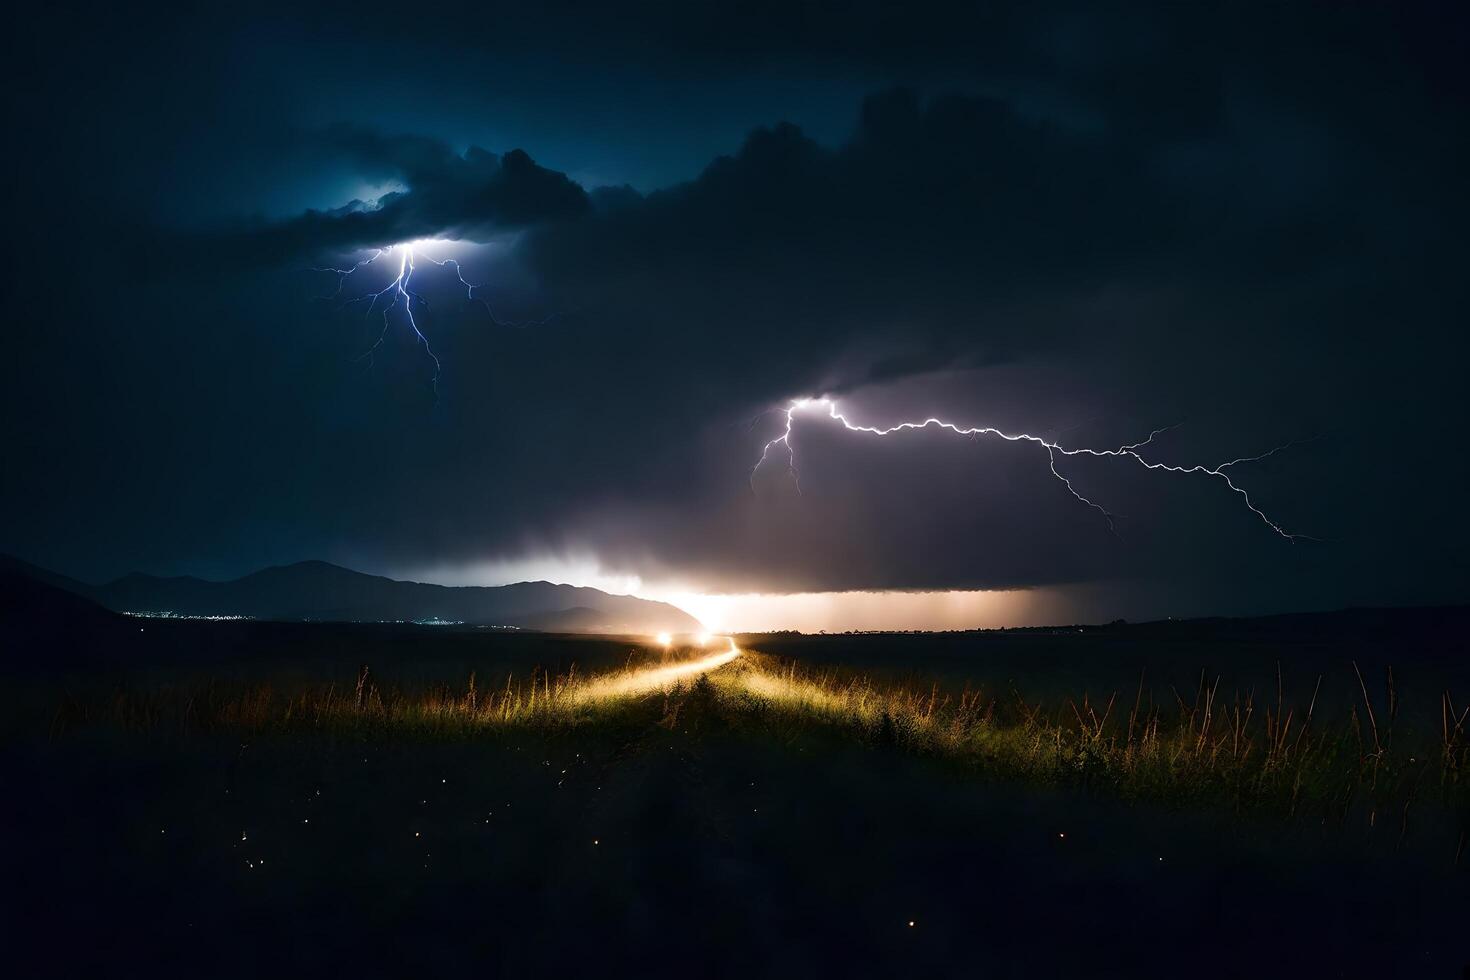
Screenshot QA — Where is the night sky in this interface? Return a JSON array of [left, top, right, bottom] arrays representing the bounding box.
[[3, 1, 1466, 628]]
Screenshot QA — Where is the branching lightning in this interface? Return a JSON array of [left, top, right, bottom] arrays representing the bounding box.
[[314, 243, 1303, 541], [315, 241, 447, 390], [315, 240, 566, 394], [754, 397, 1311, 541]]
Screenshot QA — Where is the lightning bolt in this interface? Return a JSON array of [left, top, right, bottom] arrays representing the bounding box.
[[412, 252, 565, 328], [314, 241, 448, 392], [754, 397, 1312, 541], [314, 240, 568, 392]]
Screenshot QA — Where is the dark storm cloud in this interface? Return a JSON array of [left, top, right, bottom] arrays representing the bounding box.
[[185, 83, 1454, 597], [2, 0, 1466, 616], [507, 68, 1459, 598], [204, 128, 590, 264]]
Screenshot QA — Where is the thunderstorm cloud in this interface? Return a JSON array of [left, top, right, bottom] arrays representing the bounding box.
[[2, 0, 1465, 618], [203, 128, 591, 264]]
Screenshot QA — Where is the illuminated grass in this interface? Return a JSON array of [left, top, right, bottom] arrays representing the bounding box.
[[46, 644, 1470, 824], [713, 652, 1470, 822], [49, 647, 743, 738]]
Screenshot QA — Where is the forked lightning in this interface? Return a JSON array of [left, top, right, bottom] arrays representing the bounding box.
[[755, 397, 1309, 541]]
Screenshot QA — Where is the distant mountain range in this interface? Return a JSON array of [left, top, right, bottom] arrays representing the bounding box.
[[0, 554, 702, 634]]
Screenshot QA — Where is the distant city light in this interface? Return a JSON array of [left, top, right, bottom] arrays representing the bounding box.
[[122, 610, 253, 621]]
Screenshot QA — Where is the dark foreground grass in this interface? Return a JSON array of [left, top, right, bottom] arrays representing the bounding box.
[[42, 647, 1470, 838], [720, 653, 1470, 830], [12, 645, 1470, 978]]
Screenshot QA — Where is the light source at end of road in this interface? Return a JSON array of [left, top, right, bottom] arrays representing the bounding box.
[[695, 631, 712, 646], [655, 632, 672, 647]]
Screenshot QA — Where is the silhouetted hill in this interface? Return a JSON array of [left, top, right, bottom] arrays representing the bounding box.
[[0, 554, 94, 596], [0, 572, 122, 631], [0, 571, 131, 671], [0, 556, 702, 633]]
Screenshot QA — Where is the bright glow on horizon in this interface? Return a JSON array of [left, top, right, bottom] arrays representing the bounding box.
[[652, 588, 1051, 633], [655, 631, 672, 646], [391, 559, 1056, 632], [367, 556, 1243, 633]]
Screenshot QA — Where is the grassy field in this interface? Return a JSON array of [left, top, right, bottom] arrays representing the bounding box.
[[7, 617, 1470, 977], [48, 641, 1470, 825]]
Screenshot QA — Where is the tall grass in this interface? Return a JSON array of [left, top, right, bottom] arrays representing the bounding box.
[[50, 664, 647, 739], [714, 652, 1470, 824], [44, 648, 1470, 825]]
